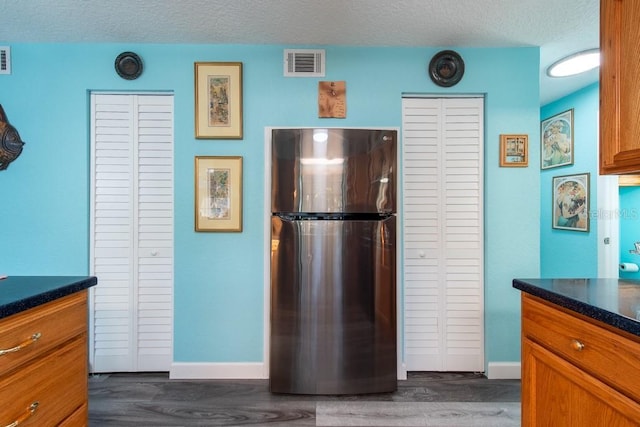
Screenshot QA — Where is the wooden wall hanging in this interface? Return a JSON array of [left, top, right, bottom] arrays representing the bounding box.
[[0, 104, 25, 170]]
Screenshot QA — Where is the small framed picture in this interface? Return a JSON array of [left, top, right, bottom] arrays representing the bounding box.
[[541, 109, 574, 169], [499, 134, 528, 167], [194, 62, 243, 139], [195, 156, 243, 232], [552, 173, 589, 232]]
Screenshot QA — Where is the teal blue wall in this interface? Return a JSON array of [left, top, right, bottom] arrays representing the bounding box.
[[620, 186, 640, 279], [540, 83, 599, 278], [0, 43, 540, 367]]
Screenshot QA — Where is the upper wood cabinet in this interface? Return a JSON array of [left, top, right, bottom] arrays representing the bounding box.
[[600, 0, 640, 174]]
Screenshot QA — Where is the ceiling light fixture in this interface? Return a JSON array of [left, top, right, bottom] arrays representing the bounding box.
[[547, 48, 600, 78]]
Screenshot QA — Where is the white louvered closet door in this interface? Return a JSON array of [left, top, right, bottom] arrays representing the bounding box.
[[90, 93, 174, 372], [402, 97, 484, 372]]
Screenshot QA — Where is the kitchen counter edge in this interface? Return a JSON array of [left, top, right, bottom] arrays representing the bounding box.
[[0, 276, 98, 319], [513, 278, 640, 338]]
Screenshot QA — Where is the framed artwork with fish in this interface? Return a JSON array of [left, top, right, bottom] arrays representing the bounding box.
[[194, 62, 243, 139]]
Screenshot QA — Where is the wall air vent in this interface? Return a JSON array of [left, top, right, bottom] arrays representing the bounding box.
[[0, 47, 10, 75], [284, 49, 325, 77]]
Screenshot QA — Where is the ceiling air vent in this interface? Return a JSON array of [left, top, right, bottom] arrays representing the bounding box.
[[284, 49, 325, 77], [0, 47, 10, 75]]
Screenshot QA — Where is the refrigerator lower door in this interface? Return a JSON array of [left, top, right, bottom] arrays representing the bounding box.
[[270, 216, 396, 394]]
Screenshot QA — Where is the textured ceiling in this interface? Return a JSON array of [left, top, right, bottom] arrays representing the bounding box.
[[0, 0, 599, 104]]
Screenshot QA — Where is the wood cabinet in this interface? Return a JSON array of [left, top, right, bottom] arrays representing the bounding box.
[[0, 291, 89, 426], [521, 294, 640, 426], [600, 0, 640, 174]]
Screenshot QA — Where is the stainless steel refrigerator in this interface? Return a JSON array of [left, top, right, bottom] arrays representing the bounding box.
[[270, 128, 397, 395]]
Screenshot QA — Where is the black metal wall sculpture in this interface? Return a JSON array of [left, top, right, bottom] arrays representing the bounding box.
[[428, 50, 465, 87], [0, 104, 25, 170]]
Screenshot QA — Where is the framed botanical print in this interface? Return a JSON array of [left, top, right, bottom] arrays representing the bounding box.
[[194, 62, 243, 139], [541, 109, 574, 169], [195, 156, 243, 232]]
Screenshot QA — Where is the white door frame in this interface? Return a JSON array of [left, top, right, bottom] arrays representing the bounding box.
[[401, 95, 485, 373], [89, 91, 175, 373], [596, 112, 620, 279]]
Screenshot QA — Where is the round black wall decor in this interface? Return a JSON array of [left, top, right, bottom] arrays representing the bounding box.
[[115, 52, 143, 80], [428, 50, 465, 87]]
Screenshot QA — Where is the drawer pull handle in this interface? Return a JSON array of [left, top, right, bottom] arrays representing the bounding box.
[[0, 332, 42, 356], [4, 401, 39, 427], [570, 339, 585, 351]]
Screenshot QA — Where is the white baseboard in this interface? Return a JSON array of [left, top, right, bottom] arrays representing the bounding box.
[[397, 362, 407, 380], [486, 362, 521, 379], [170, 361, 519, 380], [171, 361, 410, 381], [170, 362, 267, 379]]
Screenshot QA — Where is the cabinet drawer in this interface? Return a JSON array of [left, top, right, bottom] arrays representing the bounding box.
[[0, 335, 87, 427], [59, 403, 88, 426], [0, 291, 86, 375], [523, 295, 640, 401]]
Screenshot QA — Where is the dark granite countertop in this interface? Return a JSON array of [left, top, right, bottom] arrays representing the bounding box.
[[513, 278, 640, 337], [0, 276, 97, 319]]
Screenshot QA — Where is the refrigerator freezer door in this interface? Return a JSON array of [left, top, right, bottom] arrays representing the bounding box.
[[270, 215, 397, 394], [271, 128, 396, 214]]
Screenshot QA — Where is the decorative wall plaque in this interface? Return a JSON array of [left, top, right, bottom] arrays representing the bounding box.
[[428, 50, 465, 87], [115, 51, 143, 80], [0, 104, 25, 170], [318, 81, 346, 118]]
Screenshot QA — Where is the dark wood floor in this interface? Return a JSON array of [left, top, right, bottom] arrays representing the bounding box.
[[88, 372, 521, 426]]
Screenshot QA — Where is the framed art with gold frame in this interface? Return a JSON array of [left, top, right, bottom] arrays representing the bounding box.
[[195, 156, 243, 232], [499, 134, 528, 167], [194, 62, 243, 139]]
